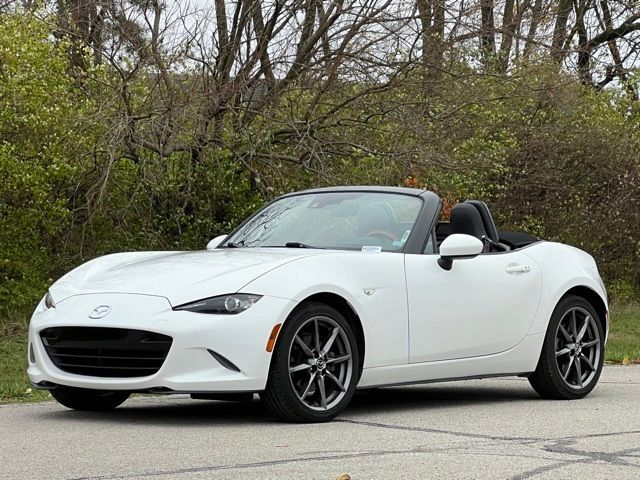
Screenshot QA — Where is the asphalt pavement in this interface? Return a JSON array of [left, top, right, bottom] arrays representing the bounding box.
[[1, 365, 639, 480]]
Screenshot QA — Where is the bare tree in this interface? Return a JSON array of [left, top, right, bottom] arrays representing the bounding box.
[[48, 0, 640, 187]]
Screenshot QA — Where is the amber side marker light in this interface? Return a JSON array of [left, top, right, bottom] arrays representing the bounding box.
[[266, 323, 282, 352]]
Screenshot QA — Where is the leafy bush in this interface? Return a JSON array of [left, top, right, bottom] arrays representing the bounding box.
[[0, 14, 83, 317], [0, 14, 639, 328]]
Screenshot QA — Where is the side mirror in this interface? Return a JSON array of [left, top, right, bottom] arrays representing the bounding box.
[[206, 235, 228, 250], [437, 234, 483, 271]]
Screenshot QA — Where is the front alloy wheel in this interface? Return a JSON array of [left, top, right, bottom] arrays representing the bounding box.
[[261, 302, 359, 422], [288, 315, 354, 411]]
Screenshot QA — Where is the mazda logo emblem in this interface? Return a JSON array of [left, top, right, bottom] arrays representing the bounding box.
[[89, 305, 111, 319]]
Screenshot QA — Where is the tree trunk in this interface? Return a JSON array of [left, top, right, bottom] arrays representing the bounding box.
[[480, 0, 496, 67], [551, 0, 573, 63], [575, 0, 591, 84], [523, 0, 544, 58], [498, 0, 516, 73]]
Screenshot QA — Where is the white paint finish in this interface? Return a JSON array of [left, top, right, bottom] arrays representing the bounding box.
[[241, 251, 409, 368], [405, 250, 542, 363], [439, 233, 484, 257], [206, 234, 227, 250], [29, 293, 296, 392], [29, 232, 608, 395], [359, 333, 544, 388], [49, 248, 324, 307], [520, 242, 608, 337]]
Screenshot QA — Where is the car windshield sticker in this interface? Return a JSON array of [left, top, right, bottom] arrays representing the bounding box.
[[400, 230, 411, 244], [362, 245, 382, 253]]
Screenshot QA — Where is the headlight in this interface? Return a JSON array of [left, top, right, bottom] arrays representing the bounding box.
[[173, 294, 262, 314], [44, 291, 55, 309]]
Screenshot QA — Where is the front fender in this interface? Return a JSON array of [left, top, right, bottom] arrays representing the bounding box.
[[239, 251, 409, 368]]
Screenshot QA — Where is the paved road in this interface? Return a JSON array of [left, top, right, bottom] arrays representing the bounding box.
[[2, 366, 639, 480]]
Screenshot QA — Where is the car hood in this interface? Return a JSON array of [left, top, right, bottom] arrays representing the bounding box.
[[51, 249, 324, 306]]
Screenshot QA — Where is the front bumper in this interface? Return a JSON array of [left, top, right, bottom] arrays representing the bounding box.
[[28, 293, 295, 392]]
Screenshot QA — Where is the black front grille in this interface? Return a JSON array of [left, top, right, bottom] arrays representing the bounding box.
[[40, 327, 172, 378]]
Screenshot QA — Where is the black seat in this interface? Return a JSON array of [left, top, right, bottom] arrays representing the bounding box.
[[464, 200, 499, 244], [449, 203, 487, 244]]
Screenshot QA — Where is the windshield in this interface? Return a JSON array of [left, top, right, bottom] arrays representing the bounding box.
[[223, 192, 423, 252]]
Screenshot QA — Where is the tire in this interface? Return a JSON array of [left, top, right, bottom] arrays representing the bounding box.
[[529, 295, 605, 400], [50, 386, 130, 411], [261, 302, 360, 423]]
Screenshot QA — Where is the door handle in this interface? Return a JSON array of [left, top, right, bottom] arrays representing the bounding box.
[[505, 264, 531, 274]]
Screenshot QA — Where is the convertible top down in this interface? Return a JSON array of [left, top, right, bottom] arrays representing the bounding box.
[[28, 186, 608, 422]]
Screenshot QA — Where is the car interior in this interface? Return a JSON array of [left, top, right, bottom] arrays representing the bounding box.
[[353, 202, 416, 248], [435, 200, 539, 253]]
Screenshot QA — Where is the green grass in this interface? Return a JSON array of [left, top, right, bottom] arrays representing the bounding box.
[[1, 303, 639, 403], [0, 332, 49, 403], [606, 303, 640, 363]]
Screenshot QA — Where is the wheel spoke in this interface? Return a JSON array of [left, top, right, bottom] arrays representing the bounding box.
[[295, 335, 314, 357], [288, 316, 354, 412], [582, 338, 599, 348], [289, 363, 312, 373], [300, 373, 316, 399], [577, 315, 591, 341], [563, 356, 574, 379], [317, 375, 327, 409], [321, 327, 340, 355], [555, 306, 601, 390], [574, 356, 583, 387], [580, 354, 596, 372], [314, 319, 321, 352], [559, 324, 572, 342], [325, 370, 346, 392], [327, 354, 351, 364]]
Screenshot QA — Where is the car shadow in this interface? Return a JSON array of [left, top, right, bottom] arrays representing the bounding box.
[[348, 381, 540, 414], [38, 396, 275, 427], [36, 380, 541, 426]]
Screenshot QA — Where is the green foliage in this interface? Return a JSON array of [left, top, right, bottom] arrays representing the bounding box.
[[402, 63, 640, 288], [609, 280, 639, 305], [0, 14, 83, 317], [1, 13, 639, 329], [0, 9, 639, 403]]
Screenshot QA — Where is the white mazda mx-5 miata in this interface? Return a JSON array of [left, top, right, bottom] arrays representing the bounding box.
[[28, 186, 608, 422]]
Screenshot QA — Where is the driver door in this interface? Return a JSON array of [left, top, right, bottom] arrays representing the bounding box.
[[404, 250, 542, 363]]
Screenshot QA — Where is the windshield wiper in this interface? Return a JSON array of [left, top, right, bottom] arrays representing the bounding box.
[[284, 242, 320, 249], [225, 240, 245, 248], [249, 242, 324, 249]]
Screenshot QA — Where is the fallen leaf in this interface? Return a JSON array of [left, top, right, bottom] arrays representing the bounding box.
[[622, 356, 630, 365], [336, 475, 351, 480]]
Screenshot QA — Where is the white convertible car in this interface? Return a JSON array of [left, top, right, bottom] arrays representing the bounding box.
[[28, 186, 608, 422]]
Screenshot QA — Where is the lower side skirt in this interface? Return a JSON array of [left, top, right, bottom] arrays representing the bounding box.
[[31, 371, 532, 395]]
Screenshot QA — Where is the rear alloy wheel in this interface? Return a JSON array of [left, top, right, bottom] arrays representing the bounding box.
[[529, 295, 604, 399], [50, 386, 130, 411], [261, 302, 359, 422]]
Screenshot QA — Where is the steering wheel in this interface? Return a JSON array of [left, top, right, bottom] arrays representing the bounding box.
[[365, 230, 399, 242]]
